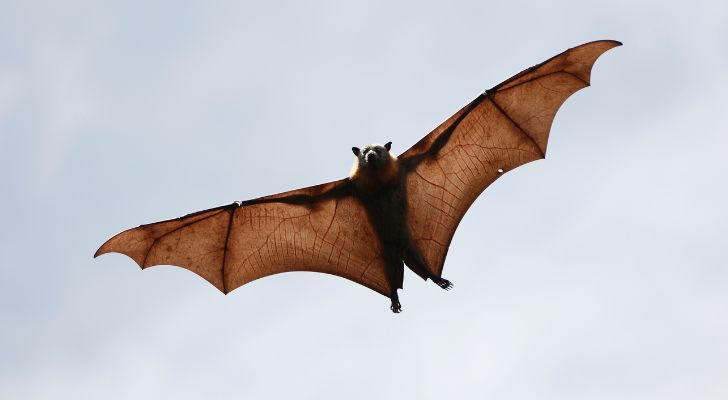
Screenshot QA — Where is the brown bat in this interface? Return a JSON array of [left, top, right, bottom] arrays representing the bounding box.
[[95, 40, 621, 313]]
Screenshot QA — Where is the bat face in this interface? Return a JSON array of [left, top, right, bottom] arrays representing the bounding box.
[[349, 141, 400, 194], [352, 142, 393, 171]]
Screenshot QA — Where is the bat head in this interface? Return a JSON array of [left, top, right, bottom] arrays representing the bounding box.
[[351, 142, 393, 170]]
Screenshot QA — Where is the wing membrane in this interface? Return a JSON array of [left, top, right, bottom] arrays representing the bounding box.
[[400, 40, 621, 277], [95, 180, 392, 296]]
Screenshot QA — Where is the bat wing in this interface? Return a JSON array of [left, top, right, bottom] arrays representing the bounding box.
[[399, 40, 621, 277], [95, 179, 393, 296]]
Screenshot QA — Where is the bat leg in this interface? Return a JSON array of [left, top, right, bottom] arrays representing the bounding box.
[[404, 246, 454, 291], [390, 291, 402, 313], [383, 248, 404, 313]]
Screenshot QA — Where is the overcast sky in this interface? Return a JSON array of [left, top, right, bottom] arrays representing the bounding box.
[[1, 0, 727, 399]]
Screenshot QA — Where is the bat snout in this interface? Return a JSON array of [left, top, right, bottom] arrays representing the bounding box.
[[364, 153, 386, 169]]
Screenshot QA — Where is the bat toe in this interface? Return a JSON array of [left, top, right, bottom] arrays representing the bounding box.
[[436, 278, 453, 291]]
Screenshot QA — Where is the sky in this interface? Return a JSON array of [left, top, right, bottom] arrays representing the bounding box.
[[1, 0, 727, 399]]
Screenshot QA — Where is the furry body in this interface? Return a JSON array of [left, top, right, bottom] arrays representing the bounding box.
[[349, 143, 452, 312]]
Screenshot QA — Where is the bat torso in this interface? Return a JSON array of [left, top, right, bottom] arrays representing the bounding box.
[[348, 154, 427, 295], [349, 153, 410, 250], [355, 176, 409, 248]]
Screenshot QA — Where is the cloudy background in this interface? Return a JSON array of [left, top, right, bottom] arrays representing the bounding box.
[[1, 0, 727, 398]]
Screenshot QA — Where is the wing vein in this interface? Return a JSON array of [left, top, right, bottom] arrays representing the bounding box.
[[492, 70, 589, 94], [488, 97, 546, 158], [221, 206, 237, 293], [140, 208, 229, 268]]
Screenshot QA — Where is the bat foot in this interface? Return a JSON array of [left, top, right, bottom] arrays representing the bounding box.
[[390, 299, 402, 313], [435, 278, 453, 291]]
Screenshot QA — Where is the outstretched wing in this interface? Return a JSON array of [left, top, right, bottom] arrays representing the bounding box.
[[95, 179, 393, 296], [399, 40, 621, 277]]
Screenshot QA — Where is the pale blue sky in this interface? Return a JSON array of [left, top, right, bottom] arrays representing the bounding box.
[[1, 1, 727, 399]]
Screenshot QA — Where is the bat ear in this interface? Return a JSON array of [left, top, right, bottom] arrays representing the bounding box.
[[384, 142, 392, 151], [352, 147, 361, 156]]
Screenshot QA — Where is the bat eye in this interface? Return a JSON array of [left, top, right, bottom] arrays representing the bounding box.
[[497, 168, 504, 173]]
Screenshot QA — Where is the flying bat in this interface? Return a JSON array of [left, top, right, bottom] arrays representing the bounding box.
[[95, 40, 621, 313]]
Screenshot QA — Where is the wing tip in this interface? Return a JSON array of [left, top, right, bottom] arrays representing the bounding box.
[[94, 240, 113, 259], [488, 39, 622, 93], [93, 229, 126, 259], [582, 39, 623, 47], [93, 245, 145, 270], [606, 39, 623, 47], [572, 39, 623, 52], [570, 40, 623, 62]]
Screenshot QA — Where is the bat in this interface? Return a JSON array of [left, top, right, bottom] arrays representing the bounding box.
[[95, 40, 621, 313]]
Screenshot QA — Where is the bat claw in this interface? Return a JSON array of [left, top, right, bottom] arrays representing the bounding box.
[[436, 278, 453, 291], [390, 300, 402, 313]]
